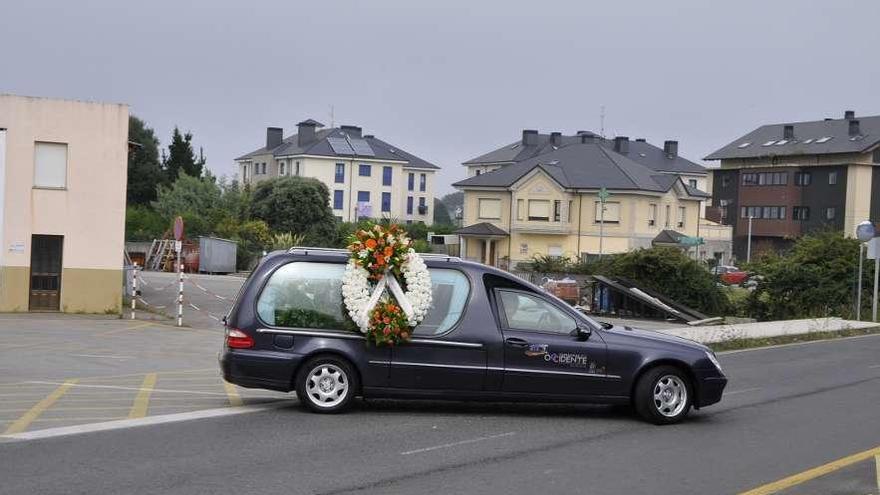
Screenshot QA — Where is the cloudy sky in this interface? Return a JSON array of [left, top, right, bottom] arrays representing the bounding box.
[[3, 0, 879, 194]]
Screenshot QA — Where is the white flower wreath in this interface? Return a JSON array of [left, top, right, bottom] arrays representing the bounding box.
[[342, 248, 432, 334]]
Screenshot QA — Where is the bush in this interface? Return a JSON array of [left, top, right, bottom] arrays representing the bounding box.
[[745, 231, 865, 320]]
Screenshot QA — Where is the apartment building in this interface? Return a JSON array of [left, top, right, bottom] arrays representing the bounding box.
[[235, 120, 438, 223], [0, 94, 128, 313], [454, 131, 711, 268], [705, 110, 880, 258]]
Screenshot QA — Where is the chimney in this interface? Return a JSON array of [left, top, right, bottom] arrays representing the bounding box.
[[613, 136, 630, 154], [522, 129, 539, 146], [550, 132, 562, 146], [845, 110, 855, 120], [663, 140, 678, 158], [297, 119, 322, 147], [266, 127, 283, 150], [783, 125, 794, 140], [849, 119, 860, 136], [340, 125, 362, 139]]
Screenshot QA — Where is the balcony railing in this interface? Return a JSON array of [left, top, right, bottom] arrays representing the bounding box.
[[511, 221, 572, 234]]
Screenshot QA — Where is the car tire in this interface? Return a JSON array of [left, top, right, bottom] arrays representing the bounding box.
[[295, 356, 358, 414], [634, 365, 692, 425]]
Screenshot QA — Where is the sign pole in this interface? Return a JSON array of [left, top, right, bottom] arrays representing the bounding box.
[[856, 221, 876, 321], [131, 262, 138, 320], [746, 215, 753, 263], [856, 243, 864, 321], [598, 188, 610, 259], [177, 260, 184, 327], [874, 251, 879, 323]]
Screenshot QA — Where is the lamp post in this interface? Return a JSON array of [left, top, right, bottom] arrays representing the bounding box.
[[856, 220, 876, 321], [746, 215, 753, 263]]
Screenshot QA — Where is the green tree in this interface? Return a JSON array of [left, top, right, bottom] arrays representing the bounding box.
[[249, 177, 336, 246], [433, 198, 452, 225], [439, 191, 463, 221], [125, 205, 167, 241], [163, 127, 205, 180], [746, 231, 866, 320], [152, 172, 221, 225], [127, 116, 165, 205]]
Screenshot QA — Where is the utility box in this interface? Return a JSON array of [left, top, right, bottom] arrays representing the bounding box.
[[198, 236, 237, 274]]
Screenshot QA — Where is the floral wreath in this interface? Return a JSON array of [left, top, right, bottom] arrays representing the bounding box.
[[341, 224, 432, 345]]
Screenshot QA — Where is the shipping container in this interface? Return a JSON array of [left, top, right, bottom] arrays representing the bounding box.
[[198, 236, 237, 274]]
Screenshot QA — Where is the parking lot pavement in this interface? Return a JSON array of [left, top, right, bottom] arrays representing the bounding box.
[[134, 271, 245, 329], [0, 315, 291, 437]]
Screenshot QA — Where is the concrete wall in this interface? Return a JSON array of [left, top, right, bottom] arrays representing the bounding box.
[[0, 94, 128, 313]]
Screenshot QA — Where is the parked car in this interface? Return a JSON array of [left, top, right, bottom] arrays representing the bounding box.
[[220, 248, 727, 424], [712, 265, 749, 285]]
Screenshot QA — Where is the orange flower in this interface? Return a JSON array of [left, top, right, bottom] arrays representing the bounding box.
[[383, 246, 393, 257], [365, 239, 377, 249], [375, 255, 385, 266]]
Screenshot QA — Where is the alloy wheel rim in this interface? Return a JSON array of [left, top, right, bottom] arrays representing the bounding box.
[[653, 374, 687, 418], [306, 364, 348, 408]]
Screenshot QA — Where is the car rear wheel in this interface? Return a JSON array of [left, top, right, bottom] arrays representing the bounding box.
[[634, 365, 692, 425], [295, 356, 358, 414]]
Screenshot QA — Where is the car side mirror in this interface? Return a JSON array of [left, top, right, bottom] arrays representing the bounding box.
[[599, 321, 614, 330], [573, 324, 592, 341]]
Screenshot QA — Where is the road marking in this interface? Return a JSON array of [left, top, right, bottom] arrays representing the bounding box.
[[3, 379, 78, 435], [25, 381, 230, 396], [876, 454, 880, 492], [69, 354, 135, 360], [0, 403, 291, 442], [724, 387, 763, 396], [96, 322, 155, 336], [400, 432, 516, 455], [868, 364, 880, 369], [128, 374, 157, 419], [223, 381, 243, 407], [739, 444, 880, 495]]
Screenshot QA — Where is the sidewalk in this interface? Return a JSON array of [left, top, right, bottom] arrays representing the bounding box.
[[657, 317, 880, 344]]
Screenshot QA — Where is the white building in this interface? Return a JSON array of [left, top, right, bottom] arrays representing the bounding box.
[[235, 120, 439, 223]]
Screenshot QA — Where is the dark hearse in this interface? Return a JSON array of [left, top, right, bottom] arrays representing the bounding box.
[[220, 248, 726, 424]]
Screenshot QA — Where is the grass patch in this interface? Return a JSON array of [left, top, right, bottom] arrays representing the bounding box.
[[710, 325, 880, 352]]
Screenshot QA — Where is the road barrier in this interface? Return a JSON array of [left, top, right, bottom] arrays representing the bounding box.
[[130, 266, 230, 326]]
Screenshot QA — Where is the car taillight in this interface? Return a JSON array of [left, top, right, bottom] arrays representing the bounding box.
[[226, 328, 254, 349]]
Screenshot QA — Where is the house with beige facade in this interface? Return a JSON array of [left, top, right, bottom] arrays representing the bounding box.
[[235, 120, 439, 223], [455, 130, 723, 268], [0, 94, 128, 313]]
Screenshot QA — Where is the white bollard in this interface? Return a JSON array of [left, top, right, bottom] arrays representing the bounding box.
[[131, 262, 138, 320], [177, 263, 184, 327]]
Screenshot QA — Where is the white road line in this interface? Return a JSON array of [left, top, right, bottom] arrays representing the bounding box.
[[0, 403, 292, 442], [25, 381, 231, 397], [869, 364, 880, 369], [400, 431, 516, 455], [724, 387, 763, 396], [69, 354, 135, 360]]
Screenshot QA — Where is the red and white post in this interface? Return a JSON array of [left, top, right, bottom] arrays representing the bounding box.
[[131, 262, 138, 320]]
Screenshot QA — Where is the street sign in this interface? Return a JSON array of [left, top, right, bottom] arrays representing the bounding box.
[[856, 221, 876, 243], [868, 238, 880, 260], [598, 187, 611, 203], [679, 236, 705, 247], [174, 240, 183, 254], [173, 216, 184, 241]]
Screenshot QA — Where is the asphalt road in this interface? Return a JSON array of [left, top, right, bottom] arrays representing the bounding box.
[[2, 334, 879, 495], [136, 271, 245, 329]]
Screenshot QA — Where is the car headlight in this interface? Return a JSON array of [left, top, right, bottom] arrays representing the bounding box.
[[706, 351, 722, 372]]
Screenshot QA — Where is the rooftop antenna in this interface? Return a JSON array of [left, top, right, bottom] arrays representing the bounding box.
[[329, 105, 335, 128], [600, 105, 606, 138]]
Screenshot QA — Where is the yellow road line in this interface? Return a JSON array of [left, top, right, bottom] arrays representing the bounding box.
[[96, 321, 155, 336], [127, 373, 157, 419], [223, 381, 243, 407], [740, 444, 880, 495], [3, 379, 78, 434], [875, 454, 879, 492]]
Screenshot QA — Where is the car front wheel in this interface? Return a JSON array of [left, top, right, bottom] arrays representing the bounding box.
[[634, 366, 692, 425], [295, 356, 358, 414]]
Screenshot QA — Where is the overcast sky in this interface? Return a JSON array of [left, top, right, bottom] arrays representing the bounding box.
[[4, 0, 880, 195]]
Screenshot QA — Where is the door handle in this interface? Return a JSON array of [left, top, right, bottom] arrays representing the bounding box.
[[505, 337, 529, 348]]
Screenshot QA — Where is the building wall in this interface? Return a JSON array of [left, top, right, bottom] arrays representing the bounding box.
[[461, 171, 702, 267], [240, 155, 434, 223], [0, 95, 128, 313], [845, 164, 873, 235]]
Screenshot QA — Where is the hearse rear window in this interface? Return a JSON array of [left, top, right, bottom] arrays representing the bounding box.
[[257, 262, 469, 335]]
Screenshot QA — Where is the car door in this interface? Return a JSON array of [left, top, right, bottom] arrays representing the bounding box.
[[388, 267, 487, 392], [495, 288, 610, 398]]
